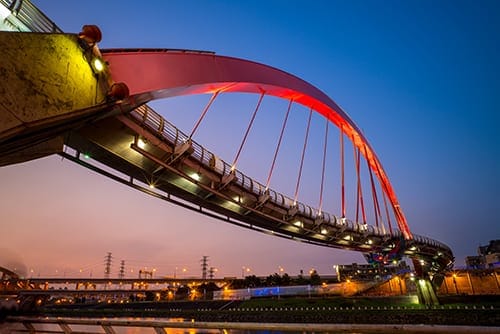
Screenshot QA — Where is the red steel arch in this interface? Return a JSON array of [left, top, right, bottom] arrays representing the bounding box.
[[102, 49, 412, 239]]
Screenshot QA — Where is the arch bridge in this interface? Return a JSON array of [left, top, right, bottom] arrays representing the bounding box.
[[0, 1, 453, 286]]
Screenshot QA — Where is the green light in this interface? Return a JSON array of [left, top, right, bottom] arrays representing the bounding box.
[[83, 154, 90, 159]]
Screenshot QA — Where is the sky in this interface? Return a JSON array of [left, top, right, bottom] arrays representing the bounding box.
[[1, 0, 499, 279]]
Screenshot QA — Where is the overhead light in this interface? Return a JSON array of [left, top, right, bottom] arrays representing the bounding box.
[[92, 57, 105, 72], [137, 138, 146, 149], [190, 172, 200, 181]]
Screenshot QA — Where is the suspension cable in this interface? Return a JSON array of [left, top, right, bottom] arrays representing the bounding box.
[[318, 120, 329, 215], [355, 143, 367, 224], [293, 108, 313, 204], [364, 145, 382, 228], [265, 99, 293, 190], [382, 188, 394, 235], [189, 91, 219, 139], [352, 143, 359, 223], [231, 92, 265, 170], [374, 160, 394, 235], [340, 124, 345, 218]]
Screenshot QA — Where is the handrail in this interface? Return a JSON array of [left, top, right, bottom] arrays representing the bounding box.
[[6, 316, 498, 334], [0, 0, 61, 33], [128, 105, 453, 259]]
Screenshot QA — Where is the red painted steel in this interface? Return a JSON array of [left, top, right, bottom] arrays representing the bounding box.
[[102, 49, 412, 239]]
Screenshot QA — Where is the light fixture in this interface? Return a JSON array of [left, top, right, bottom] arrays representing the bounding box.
[[107, 82, 130, 101], [137, 138, 146, 149], [78, 25, 102, 45], [92, 57, 105, 72]]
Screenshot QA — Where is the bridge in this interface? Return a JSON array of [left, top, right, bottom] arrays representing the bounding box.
[[0, 1, 452, 302]]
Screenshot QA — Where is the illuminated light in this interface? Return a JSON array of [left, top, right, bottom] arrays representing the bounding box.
[[83, 153, 90, 159], [137, 138, 146, 149], [149, 183, 155, 189], [452, 273, 457, 278], [343, 235, 352, 241], [0, 5, 11, 21], [346, 279, 351, 283], [230, 165, 236, 172], [320, 228, 328, 235], [367, 239, 373, 245], [92, 57, 105, 72], [293, 220, 303, 228], [190, 172, 200, 181], [418, 279, 425, 286]]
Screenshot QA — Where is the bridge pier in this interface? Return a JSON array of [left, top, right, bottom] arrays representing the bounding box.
[[416, 278, 439, 306], [0, 30, 119, 166]]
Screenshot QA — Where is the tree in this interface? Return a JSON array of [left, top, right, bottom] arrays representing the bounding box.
[[244, 275, 262, 288], [310, 269, 321, 286]]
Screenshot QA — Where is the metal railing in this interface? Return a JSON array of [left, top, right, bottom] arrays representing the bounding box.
[[129, 104, 454, 261], [130, 105, 379, 238], [0, 0, 61, 33]]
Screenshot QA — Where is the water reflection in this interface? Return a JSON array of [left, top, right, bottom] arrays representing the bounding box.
[[3, 317, 413, 334]]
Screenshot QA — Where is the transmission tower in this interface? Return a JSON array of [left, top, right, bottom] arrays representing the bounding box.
[[209, 267, 216, 279], [118, 260, 125, 279], [200, 256, 209, 280], [104, 252, 113, 279]]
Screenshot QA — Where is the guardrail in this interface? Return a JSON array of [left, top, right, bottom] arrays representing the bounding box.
[[5, 314, 499, 334], [0, 0, 61, 32], [130, 104, 453, 260]]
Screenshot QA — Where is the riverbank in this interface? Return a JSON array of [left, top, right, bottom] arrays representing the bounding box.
[[28, 296, 500, 326], [4, 317, 500, 334]]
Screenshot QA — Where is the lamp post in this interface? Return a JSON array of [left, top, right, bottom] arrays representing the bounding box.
[[452, 273, 459, 294], [242, 266, 250, 278]]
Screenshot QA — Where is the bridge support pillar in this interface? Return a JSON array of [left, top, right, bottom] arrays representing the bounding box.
[[0, 30, 111, 166], [416, 278, 439, 306]]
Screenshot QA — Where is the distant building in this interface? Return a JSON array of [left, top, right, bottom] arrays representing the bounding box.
[[466, 240, 500, 269], [336, 261, 410, 282]]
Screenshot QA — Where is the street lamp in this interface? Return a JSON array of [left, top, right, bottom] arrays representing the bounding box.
[[242, 266, 251, 278], [452, 273, 459, 294]]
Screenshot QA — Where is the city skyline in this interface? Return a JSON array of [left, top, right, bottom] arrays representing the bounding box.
[[1, 0, 499, 278]]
